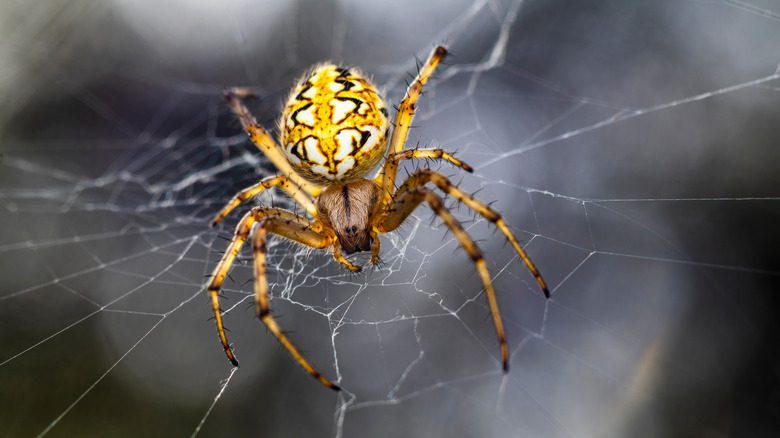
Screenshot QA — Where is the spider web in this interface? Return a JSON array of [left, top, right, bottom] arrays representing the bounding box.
[[1, 0, 779, 436]]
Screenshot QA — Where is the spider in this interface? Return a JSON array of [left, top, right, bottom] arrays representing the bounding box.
[[208, 46, 549, 391]]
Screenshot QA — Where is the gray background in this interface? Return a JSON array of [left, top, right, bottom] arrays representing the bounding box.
[[1, 0, 779, 437]]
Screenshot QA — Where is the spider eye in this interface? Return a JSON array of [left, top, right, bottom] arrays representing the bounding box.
[[345, 225, 358, 234]]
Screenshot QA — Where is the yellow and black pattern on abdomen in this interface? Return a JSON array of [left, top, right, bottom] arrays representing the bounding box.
[[280, 65, 389, 184]]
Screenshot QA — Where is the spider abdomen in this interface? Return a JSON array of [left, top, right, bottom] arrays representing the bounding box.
[[280, 65, 389, 184]]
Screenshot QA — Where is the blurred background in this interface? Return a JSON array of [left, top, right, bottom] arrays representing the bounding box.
[[1, 0, 779, 436]]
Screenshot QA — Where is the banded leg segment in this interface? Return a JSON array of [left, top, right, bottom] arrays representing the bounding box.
[[208, 207, 328, 367], [253, 219, 340, 391], [211, 175, 317, 226], [224, 88, 322, 197], [382, 169, 549, 298], [378, 188, 511, 371], [369, 228, 381, 266], [377, 46, 448, 203], [375, 148, 473, 201]]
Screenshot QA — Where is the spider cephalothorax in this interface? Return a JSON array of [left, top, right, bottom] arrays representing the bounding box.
[[317, 180, 380, 254], [208, 46, 549, 391]]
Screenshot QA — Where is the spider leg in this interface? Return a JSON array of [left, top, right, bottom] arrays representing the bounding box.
[[377, 187, 512, 371], [224, 88, 322, 197], [207, 208, 331, 378], [375, 148, 473, 200], [376, 46, 448, 203], [211, 175, 318, 226], [369, 228, 381, 266], [332, 244, 362, 272], [252, 219, 340, 391], [382, 169, 549, 298]]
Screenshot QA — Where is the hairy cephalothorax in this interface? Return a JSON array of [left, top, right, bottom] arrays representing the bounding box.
[[316, 179, 380, 255], [207, 46, 549, 391]]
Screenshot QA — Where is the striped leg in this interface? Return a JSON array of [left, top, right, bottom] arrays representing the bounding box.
[[378, 187, 511, 371], [382, 169, 549, 297], [252, 219, 340, 391], [376, 46, 448, 203], [211, 175, 317, 226], [375, 148, 473, 201], [207, 207, 327, 368], [224, 88, 322, 197]]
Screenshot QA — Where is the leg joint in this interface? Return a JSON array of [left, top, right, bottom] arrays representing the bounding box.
[[484, 210, 501, 223], [423, 191, 442, 209]]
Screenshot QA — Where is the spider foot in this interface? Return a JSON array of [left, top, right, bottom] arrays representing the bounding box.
[[211, 210, 231, 227]]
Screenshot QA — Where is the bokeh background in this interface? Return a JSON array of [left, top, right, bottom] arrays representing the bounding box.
[[1, 0, 779, 437]]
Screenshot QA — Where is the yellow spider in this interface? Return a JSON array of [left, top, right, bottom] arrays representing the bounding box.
[[208, 46, 549, 391]]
